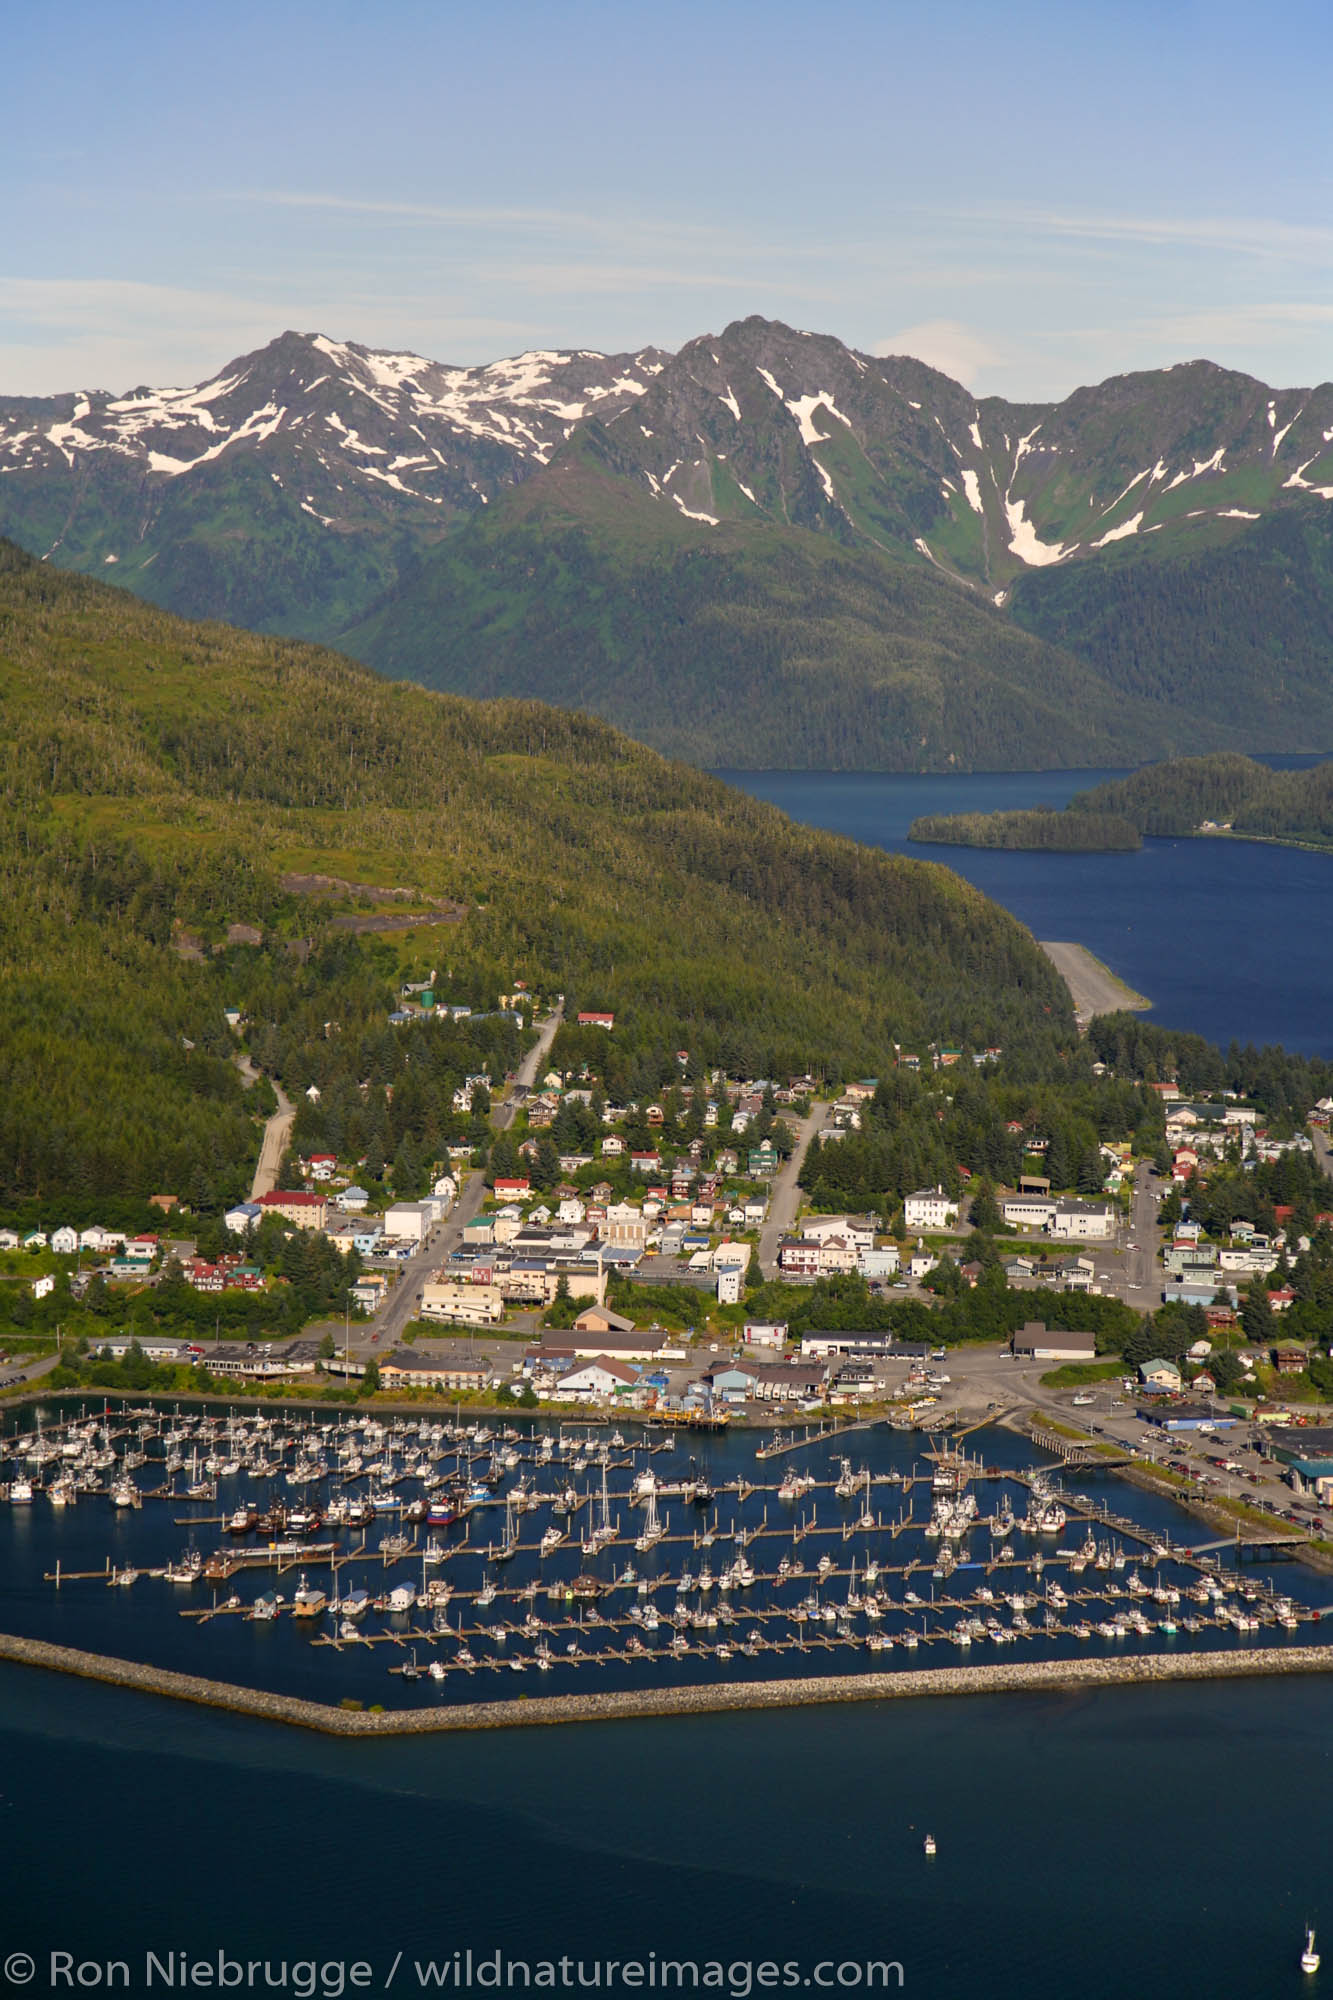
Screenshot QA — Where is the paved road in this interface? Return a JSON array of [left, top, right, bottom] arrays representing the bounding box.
[[759, 1103, 827, 1278], [365, 1005, 565, 1352], [1040, 941, 1150, 1032], [1123, 1161, 1161, 1302]]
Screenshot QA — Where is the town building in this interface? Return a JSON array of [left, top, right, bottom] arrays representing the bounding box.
[[903, 1187, 960, 1231], [1010, 1322, 1098, 1362]]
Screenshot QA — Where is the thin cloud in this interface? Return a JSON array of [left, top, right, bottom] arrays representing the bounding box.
[[942, 203, 1333, 264], [873, 319, 1006, 389]]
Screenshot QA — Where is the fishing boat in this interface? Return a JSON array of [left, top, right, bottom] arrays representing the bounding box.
[[923, 1835, 936, 1856], [1302, 1929, 1320, 1974]]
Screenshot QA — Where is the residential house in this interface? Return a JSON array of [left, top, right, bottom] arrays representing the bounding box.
[[778, 1237, 820, 1278], [491, 1176, 531, 1201], [903, 1187, 960, 1231]]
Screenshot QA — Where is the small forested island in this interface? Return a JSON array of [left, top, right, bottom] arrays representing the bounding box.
[[909, 808, 1141, 852], [910, 754, 1333, 852]]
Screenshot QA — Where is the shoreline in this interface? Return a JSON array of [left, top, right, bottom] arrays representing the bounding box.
[[1039, 940, 1151, 1029], [3, 1629, 1332, 1735]]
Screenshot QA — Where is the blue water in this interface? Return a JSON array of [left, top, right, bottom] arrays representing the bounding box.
[[717, 767, 1333, 1057], [6, 1403, 1333, 1995]]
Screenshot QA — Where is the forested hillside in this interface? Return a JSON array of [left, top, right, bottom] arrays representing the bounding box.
[[1070, 753, 1333, 843], [898, 753, 1333, 852], [338, 442, 1164, 771], [0, 541, 1072, 1215]]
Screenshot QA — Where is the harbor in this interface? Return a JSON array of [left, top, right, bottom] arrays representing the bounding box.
[[3, 1398, 1331, 1718]]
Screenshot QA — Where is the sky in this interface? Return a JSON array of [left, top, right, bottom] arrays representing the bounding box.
[[6, 0, 1333, 402]]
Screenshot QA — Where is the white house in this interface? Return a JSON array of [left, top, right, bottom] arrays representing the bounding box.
[[79, 1225, 124, 1253], [32, 1274, 56, 1300], [340, 1185, 370, 1213], [859, 1245, 901, 1280], [50, 1225, 79, 1256], [908, 1250, 939, 1279], [717, 1267, 743, 1304], [903, 1187, 960, 1231], [224, 1201, 263, 1236]]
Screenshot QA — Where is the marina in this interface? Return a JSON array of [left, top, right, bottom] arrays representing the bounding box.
[[3, 1398, 1331, 1716]]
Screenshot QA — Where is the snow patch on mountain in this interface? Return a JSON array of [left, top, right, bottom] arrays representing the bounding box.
[[1166, 449, 1226, 490], [1004, 496, 1066, 566], [1092, 510, 1144, 549]]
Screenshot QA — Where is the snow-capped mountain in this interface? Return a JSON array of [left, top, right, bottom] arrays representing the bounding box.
[[6, 315, 1333, 769], [0, 331, 667, 636]]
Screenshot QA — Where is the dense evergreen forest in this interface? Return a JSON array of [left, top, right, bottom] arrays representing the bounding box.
[[902, 753, 1333, 853], [1070, 753, 1333, 843], [1010, 505, 1333, 738], [340, 460, 1161, 772], [0, 540, 1074, 1214], [908, 808, 1142, 852]]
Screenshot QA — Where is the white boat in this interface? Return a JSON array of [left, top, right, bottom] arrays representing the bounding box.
[[1302, 1929, 1320, 1974], [923, 1834, 936, 1856]]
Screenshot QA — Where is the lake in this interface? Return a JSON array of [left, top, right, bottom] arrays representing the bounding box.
[[716, 767, 1333, 1057]]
